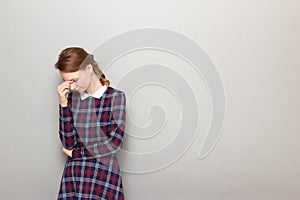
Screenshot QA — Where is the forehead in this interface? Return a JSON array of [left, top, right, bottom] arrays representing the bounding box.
[[59, 71, 79, 81]]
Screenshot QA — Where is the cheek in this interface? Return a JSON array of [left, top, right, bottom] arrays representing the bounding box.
[[77, 78, 89, 88]]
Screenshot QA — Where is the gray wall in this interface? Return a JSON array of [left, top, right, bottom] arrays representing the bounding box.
[[1, 0, 299, 200]]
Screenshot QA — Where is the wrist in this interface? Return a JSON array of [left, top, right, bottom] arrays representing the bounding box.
[[59, 99, 68, 107], [60, 103, 68, 107]]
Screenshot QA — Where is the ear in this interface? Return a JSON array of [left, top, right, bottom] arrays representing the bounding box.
[[86, 64, 93, 74]]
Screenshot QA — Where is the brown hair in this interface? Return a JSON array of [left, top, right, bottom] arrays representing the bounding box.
[[54, 47, 110, 86]]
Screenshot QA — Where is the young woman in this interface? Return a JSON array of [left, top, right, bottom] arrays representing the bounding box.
[[55, 47, 126, 200]]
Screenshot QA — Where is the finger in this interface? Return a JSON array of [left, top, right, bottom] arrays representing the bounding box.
[[70, 82, 76, 91], [64, 80, 74, 87], [57, 87, 69, 98], [62, 147, 68, 153], [57, 80, 73, 90], [58, 81, 72, 90], [58, 83, 72, 94], [62, 89, 69, 98]]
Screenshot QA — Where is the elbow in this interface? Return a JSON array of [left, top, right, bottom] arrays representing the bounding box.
[[114, 145, 121, 154]]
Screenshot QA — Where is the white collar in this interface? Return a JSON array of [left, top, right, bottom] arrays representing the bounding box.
[[80, 85, 108, 100]]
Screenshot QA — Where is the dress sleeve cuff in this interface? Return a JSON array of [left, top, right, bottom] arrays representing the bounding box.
[[72, 146, 94, 160], [59, 104, 72, 117], [72, 148, 81, 159]]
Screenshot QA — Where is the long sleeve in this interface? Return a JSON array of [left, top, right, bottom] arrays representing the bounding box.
[[72, 91, 126, 160], [58, 104, 78, 149]]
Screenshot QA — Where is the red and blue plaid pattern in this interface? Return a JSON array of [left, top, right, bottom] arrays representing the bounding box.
[[57, 86, 126, 200]]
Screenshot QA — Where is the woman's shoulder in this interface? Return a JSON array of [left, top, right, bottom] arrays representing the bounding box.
[[104, 87, 126, 107], [106, 86, 126, 96]]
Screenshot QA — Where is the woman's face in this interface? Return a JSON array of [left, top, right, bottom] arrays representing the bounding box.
[[59, 67, 91, 93]]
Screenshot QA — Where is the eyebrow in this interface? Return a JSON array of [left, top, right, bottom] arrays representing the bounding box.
[[63, 78, 77, 82]]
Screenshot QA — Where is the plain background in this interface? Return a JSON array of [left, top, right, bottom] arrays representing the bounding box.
[[0, 0, 299, 199]]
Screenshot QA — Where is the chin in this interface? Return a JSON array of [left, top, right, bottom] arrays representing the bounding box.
[[75, 88, 85, 93]]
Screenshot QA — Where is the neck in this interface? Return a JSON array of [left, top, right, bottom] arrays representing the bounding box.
[[86, 74, 103, 95]]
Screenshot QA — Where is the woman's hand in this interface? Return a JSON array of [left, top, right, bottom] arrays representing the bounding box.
[[62, 147, 73, 157], [57, 80, 73, 107]]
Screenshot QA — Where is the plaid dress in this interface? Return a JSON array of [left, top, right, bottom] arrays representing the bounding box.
[[57, 86, 126, 200]]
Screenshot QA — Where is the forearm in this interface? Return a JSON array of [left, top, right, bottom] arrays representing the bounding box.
[[58, 104, 77, 149], [71, 128, 124, 160]]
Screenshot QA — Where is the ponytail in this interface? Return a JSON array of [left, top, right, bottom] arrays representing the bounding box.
[[91, 59, 110, 87]]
